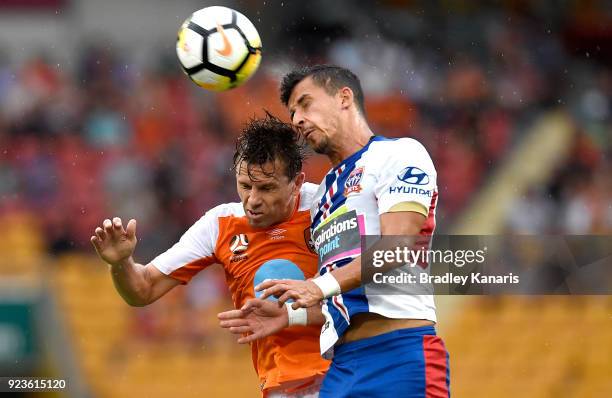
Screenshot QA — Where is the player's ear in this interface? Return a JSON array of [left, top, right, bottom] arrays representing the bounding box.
[[339, 87, 354, 110], [292, 172, 305, 194]]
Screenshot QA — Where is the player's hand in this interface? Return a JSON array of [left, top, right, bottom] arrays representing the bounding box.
[[218, 298, 288, 344], [255, 279, 323, 309], [90, 217, 137, 267]]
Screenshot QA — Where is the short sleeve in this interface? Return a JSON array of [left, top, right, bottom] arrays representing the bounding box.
[[374, 138, 437, 215], [150, 207, 221, 284]]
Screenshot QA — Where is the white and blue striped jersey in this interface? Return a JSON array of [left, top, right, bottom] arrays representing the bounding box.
[[311, 136, 439, 356]]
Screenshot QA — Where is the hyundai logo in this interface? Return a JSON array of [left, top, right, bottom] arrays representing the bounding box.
[[397, 166, 429, 185]]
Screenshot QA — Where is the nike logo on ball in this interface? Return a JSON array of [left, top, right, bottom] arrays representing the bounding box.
[[215, 22, 233, 56]]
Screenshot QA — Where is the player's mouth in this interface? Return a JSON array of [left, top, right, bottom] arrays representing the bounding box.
[[303, 128, 315, 140], [247, 209, 264, 218]]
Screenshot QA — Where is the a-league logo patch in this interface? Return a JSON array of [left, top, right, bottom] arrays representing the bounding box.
[[344, 167, 364, 196], [229, 234, 249, 254], [229, 234, 249, 262]]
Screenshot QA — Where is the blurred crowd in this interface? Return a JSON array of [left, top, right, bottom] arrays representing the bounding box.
[[506, 129, 612, 234], [1, 3, 608, 256]]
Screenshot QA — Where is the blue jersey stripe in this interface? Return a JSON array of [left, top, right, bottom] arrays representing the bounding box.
[[313, 136, 390, 229], [325, 287, 370, 338]]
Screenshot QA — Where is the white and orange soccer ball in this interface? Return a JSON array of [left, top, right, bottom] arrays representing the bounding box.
[[176, 6, 262, 91]]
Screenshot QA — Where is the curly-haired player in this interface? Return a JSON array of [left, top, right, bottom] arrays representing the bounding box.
[[91, 113, 329, 397]]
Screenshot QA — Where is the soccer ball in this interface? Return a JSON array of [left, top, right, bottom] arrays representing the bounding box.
[[176, 6, 262, 91]]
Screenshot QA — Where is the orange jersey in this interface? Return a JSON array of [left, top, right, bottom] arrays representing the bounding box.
[[151, 183, 329, 391]]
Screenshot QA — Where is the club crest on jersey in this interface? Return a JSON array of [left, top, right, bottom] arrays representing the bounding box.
[[303, 227, 316, 254], [229, 234, 249, 254], [344, 167, 364, 196]]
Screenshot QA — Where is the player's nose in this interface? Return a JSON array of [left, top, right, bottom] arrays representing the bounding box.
[[292, 110, 305, 129], [247, 190, 263, 207]]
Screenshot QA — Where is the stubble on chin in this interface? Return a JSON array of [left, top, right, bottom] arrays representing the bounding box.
[[311, 136, 331, 155]]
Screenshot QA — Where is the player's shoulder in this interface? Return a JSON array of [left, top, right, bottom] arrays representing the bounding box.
[[368, 136, 428, 155], [183, 202, 244, 245], [205, 201, 245, 219], [373, 135, 432, 161], [364, 136, 435, 177], [299, 182, 319, 211], [186, 202, 244, 237]]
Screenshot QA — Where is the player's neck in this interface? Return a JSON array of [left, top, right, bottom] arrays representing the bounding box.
[[329, 119, 373, 167], [275, 193, 300, 227]]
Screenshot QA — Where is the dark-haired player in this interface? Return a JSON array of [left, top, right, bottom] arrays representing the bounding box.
[[91, 114, 329, 397], [219, 66, 450, 397]]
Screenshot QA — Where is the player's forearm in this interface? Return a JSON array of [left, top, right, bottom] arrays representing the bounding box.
[[329, 233, 423, 294], [330, 257, 362, 294], [109, 257, 153, 306], [306, 305, 325, 326]]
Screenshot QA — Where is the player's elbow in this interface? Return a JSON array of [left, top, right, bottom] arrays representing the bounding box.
[[121, 288, 153, 307], [124, 296, 151, 307], [380, 211, 426, 235]]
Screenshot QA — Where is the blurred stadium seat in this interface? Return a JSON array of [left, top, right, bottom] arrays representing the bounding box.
[[50, 254, 258, 397], [445, 297, 612, 398]]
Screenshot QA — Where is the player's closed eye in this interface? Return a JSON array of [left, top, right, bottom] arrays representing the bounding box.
[[258, 184, 275, 192]]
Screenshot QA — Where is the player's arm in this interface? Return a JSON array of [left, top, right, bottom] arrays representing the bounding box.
[[256, 210, 426, 307], [91, 217, 181, 306], [323, 209, 426, 293], [109, 259, 181, 307], [218, 298, 325, 344]]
